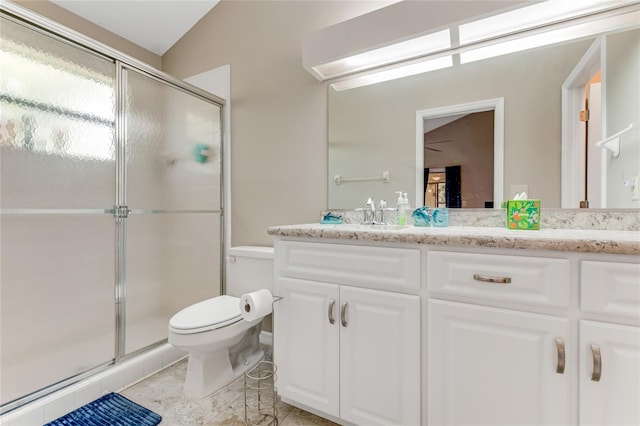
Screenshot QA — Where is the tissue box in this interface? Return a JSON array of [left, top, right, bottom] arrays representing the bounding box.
[[506, 199, 540, 230]]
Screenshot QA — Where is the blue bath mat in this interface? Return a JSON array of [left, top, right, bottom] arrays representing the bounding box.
[[45, 392, 162, 426]]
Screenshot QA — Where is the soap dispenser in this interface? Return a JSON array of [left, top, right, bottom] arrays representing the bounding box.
[[403, 193, 410, 211], [396, 191, 407, 226]]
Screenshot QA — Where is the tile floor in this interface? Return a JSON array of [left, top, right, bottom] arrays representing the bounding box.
[[121, 358, 338, 426]]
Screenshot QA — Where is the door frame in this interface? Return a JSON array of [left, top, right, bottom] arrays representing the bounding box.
[[561, 36, 605, 208]]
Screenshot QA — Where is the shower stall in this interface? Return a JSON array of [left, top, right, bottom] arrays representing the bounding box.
[[0, 5, 224, 412]]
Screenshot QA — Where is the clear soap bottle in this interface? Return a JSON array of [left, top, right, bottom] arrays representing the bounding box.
[[396, 191, 407, 226]]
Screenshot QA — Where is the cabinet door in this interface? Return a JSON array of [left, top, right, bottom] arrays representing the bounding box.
[[340, 287, 420, 426], [275, 277, 340, 416], [428, 299, 571, 426], [580, 320, 640, 426]]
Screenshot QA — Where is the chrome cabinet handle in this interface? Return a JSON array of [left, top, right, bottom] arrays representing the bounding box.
[[328, 299, 336, 325], [473, 274, 511, 284], [341, 302, 348, 327], [591, 344, 602, 382], [556, 338, 565, 374]]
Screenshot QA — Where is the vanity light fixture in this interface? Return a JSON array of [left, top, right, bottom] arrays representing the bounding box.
[[302, 0, 521, 82], [311, 0, 639, 90], [312, 29, 451, 80], [330, 55, 453, 91], [460, 6, 640, 64], [458, 0, 636, 45]]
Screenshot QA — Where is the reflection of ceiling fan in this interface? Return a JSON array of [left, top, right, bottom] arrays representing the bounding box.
[[424, 139, 452, 152]]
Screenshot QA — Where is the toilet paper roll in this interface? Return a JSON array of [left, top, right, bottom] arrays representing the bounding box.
[[239, 289, 273, 322]]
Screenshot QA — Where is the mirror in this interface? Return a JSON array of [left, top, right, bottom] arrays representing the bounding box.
[[328, 26, 640, 210]]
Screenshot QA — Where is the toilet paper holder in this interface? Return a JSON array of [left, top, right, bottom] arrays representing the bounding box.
[[243, 295, 282, 314], [243, 294, 282, 425]]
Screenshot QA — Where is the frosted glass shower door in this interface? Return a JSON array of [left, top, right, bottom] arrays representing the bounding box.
[[122, 67, 222, 354], [0, 16, 116, 405]]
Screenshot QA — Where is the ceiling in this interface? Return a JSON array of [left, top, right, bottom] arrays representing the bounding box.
[[50, 0, 220, 55]]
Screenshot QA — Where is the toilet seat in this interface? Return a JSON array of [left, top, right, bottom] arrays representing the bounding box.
[[169, 295, 242, 335]]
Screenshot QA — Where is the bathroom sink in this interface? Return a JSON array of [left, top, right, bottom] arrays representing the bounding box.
[[335, 224, 409, 231], [369, 224, 408, 230]]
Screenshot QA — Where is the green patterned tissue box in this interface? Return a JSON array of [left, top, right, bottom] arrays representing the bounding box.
[[506, 199, 540, 230]]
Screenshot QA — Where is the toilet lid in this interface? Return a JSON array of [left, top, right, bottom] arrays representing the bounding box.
[[169, 295, 242, 333]]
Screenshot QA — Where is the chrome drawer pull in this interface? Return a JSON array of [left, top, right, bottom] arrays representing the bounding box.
[[341, 302, 348, 327], [591, 344, 602, 382], [556, 338, 565, 374], [328, 299, 336, 325], [473, 274, 512, 284]]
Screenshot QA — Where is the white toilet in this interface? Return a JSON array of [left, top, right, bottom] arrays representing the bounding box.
[[168, 246, 274, 398]]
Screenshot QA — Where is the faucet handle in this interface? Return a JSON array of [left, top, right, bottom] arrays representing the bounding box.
[[355, 207, 372, 224], [366, 197, 375, 211]]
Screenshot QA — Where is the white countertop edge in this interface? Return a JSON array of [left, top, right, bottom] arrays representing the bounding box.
[[267, 224, 640, 255]]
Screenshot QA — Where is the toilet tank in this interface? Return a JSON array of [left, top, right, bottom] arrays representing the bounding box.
[[225, 246, 274, 297]]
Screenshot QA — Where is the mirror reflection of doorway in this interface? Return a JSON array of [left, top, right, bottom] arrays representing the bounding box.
[[424, 166, 463, 208], [425, 170, 446, 207], [423, 111, 494, 207], [561, 36, 604, 208]]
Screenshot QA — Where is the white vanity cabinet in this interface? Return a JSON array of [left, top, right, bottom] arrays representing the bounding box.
[[579, 261, 640, 426], [427, 251, 573, 426], [274, 240, 421, 426], [428, 300, 572, 425], [270, 226, 640, 426], [427, 250, 640, 426]]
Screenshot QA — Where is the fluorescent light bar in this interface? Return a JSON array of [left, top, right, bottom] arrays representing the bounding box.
[[314, 29, 450, 80], [331, 55, 453, 91], [459, 0, 636, 45], [460, 9, 640, 64]]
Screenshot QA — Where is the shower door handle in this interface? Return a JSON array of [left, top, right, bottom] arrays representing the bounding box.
[[113, 205, 130, 218]]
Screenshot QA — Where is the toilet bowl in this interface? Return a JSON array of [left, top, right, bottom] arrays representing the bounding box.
[[168, 246, 274, 398], [168, 295, 265, 398]]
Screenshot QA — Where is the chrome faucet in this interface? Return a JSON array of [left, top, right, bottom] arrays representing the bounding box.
[[366, 197, 376, 217], [377, 199, 395, 224], [357, 197, 393, 225], [356, 197, 375, 224]]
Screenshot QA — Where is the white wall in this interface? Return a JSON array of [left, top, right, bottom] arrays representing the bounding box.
[[605, 29, 640, 208]]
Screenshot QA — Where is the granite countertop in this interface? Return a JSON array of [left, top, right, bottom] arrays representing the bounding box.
[[267, 223, 640, 255]]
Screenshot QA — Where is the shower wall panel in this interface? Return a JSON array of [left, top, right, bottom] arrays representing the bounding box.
[[0, 15, 117, 407], [125, 213, 221, 354], [0, 16, 116, 209], [0, 215, 115, 404], [122, 68, 222, 356]]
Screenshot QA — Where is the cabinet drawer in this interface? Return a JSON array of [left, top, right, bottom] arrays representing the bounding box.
[[581, 261, 640, 319], [427, 251, 570, 308], [276, 241, 420, 291]]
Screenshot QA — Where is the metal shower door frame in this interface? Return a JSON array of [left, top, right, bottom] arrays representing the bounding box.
[[0, 2, 226, 411]]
